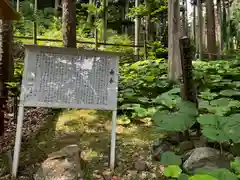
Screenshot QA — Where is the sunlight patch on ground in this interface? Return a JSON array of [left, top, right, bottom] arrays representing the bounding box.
[[0, 109, 162, 179]]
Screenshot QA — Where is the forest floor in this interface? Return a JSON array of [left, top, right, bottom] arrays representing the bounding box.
[[0, 109, 166, 180]]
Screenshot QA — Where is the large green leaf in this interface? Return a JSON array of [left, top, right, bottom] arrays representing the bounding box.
[[178, 173, 189, 180], [231, 157, 240, 175], [197, 114, 219, 126], [197, 114, 230, 142], [133, 106, 148, 117], [207, 169, 238, 180], [198, 99, 211, 110], [210, 98, 232, 106], [154, 94, 177, 108], [160, 152, 182, 166], [223, 114, 240, 143], [202, 128, 229, 142], [189, 174, 218, 180], [164, 165, 182, 178], [220, 89, 240, 97], [153, 110, 196, 132], [199, 90, 219, 100], [177, 100, 198, 116]]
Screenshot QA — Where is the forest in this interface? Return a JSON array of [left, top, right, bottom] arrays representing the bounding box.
[[0, 0, 240, 179]]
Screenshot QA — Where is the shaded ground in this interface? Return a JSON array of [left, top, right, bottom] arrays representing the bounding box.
[[0, 109, 165, 180]]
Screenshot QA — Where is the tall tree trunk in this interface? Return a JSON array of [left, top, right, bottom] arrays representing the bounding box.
[[217, 0, 223, 56], [197, 0, 203, 60], [168, 0, 181, 82], [206, 0, 217, 60], [222, 0, 228, 50], [192, 5, 196, 46], [0, 19, 13, 136], [182, 0, 188, 36], [62, 0, 76, 48], [226, 0, 232, 50], [134, 0, 140, 61], [185, 0, 188, 36]]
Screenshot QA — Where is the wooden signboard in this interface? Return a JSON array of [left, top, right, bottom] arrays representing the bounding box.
[[0, 0, 20, 20]]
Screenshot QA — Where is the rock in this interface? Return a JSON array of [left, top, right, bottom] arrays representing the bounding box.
[[179, 141, 194, 154], [152, 140, 172, 161], [134, 160, 148, 171], [34, 144, 84, 180], [182, 147, 231, 173]]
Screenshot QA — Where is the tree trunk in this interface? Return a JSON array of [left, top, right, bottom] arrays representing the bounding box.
[[0, 19, 13, 136], [206, 0, 217, 60], [192, 5, 196, 46], [134, 0, 140, 61], [124, 0, 129, 34], [168, 0, 181, 82], [217, 0, 223, 56], [62, 0, 76, 48], [222, 0, 227, 49], [197, 0, 203, 60]]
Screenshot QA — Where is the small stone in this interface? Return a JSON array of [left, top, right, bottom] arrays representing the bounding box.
[[127, 170, 138, 177], [112, 176, 121, 180], [134, 160, 148, 171], [138, 171, 148, 179]]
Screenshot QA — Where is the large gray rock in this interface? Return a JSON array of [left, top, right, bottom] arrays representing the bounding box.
[[34, 144, 84, 180], [182, 147, 231, 173]]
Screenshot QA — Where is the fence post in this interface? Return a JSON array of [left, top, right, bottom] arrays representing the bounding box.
[[95, 28, 98, 50], [179, 36, 196, 104]]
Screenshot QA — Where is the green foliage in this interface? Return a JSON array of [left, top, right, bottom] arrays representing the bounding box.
[[160, 151, 182, 166], [162, 157, 240, 180], [197, 114, 240, 143], [148, 41, 168, 59], [164, 165, 182, 178], [189, 175, 218, 180], [153, 100, 197, 132], [6, 62, 24, 96], [231, 157, 240, 177]]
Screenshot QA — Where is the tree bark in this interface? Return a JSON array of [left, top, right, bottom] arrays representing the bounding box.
[[168, 0, 181, 82], [134, 0, 140, 61], [192, 5, 196, 46], [197, 0, 203, 60], [62, 0, 76, 48], [0, 19, 13, 136], [206, 0, 217, 60], [217, 0, 223, 56]]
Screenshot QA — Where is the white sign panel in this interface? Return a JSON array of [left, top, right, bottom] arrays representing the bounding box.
[[20, 45, 119, 110]]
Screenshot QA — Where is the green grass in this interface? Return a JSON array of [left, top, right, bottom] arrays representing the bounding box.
[[0, 109, 163, 179]]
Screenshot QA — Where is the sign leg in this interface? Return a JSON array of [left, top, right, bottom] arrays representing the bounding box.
[[12, 105, 24, 177], [110, 110, 117, 170]]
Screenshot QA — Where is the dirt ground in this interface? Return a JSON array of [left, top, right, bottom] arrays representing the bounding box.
[[0, 109, 165, 180]]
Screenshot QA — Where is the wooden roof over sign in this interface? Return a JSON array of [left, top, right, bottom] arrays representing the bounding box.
[[0, 0, 20, 20]]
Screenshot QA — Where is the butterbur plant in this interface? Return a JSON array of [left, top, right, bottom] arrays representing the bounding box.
[[161, 152, 240, 180], [152, 97, 198, 133]]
